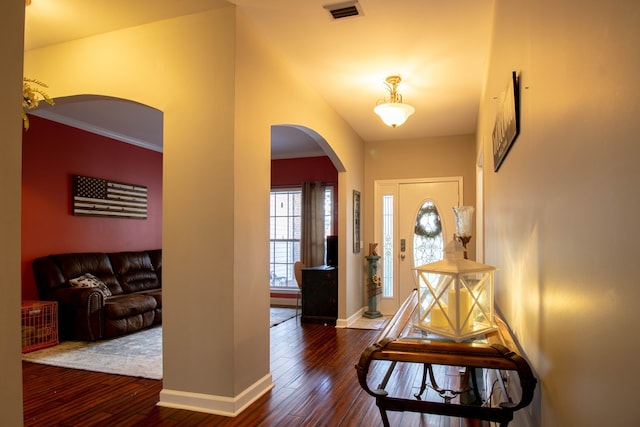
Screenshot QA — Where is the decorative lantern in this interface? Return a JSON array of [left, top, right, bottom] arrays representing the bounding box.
[[415, 240, 497, 342]]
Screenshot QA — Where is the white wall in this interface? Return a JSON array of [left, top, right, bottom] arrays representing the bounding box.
[[0, 1, 26, 425], [479, 1, 640, 426]]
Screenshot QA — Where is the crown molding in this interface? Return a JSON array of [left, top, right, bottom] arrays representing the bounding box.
[[29, 109, 163, 153]]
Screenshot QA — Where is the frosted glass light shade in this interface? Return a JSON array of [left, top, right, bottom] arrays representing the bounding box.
[[374, 102, 415, 128]]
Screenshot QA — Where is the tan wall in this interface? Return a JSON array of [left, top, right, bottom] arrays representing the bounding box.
[[235, 10, 365, 322], [363, 134, 477, 306], [234, 7, 365, 384], [22, 4, 365, 413], [0, 2, 26, 425], [24, 5, 242, 399], [479, 1, 640, 426]]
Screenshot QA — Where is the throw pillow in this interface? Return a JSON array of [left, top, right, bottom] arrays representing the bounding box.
[[69, 273, 112, 297]]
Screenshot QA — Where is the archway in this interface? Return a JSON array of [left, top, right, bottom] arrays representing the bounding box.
[[269, 124, 345, 308]]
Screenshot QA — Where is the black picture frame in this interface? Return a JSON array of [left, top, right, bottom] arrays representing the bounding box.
[[492, 71, 520, 172], [353, 190, 361, 253]]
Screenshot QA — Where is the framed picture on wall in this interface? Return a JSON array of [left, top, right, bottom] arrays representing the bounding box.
[[353, 190, 361, 253], [72, 174, 148, 219], [492, 71, 520, 172]]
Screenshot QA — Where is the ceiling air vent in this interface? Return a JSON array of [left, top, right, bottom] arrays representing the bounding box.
[[324, 1, 364, 20]]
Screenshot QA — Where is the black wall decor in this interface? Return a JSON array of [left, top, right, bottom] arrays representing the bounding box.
[[492, 71, 520, 172]]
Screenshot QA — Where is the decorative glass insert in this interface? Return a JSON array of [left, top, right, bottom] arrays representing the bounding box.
[[324, 186, 334, 238], [382, 194, 394, 297], [413, 200, 444, 268]]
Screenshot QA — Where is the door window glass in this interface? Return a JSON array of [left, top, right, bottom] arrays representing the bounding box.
[[413, 200, 444, 267]]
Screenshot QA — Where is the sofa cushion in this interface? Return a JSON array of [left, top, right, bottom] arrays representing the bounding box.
[[69, 273, 112, 297], [140, 288, 162, 308], [105, 311, 156, 338], [52, 252, 124, 295], [104, 294, 157, 319], [108, 251, 160, 293]]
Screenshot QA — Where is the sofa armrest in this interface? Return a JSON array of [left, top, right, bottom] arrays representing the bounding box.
[[49, 287, 105, 341], [50, 286, 104, 306]]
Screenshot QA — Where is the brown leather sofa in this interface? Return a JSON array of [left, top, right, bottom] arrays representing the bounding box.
[[32, 249, 162, 341]]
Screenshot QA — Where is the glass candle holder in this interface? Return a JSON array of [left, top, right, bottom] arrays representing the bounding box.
[[452, 206, 475, 240], [453, 206, 474, 258]]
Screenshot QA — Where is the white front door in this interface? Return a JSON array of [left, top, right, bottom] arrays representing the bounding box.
[[375, 178, 462, 315]]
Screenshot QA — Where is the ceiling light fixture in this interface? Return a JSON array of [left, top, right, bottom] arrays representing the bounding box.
[[374, 75, 415, 128]]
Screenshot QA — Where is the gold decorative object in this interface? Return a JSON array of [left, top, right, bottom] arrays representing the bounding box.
[[368, 243, 378, 257], [22, 78, 55, 130]]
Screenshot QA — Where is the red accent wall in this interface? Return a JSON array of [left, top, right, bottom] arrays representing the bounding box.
[[271, 156, 339, 235], [271, 156, 338, 187], [21, 115, 162, 300]]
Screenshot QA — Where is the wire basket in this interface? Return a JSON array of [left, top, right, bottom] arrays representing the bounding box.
[[21, 300, 58, 353]]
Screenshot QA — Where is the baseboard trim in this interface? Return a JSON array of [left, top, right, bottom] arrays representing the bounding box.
[[270, 297, 297, 307], [335, 306, 366, 328], [270, 289, 300, 307], [157, 373, 274, 417]]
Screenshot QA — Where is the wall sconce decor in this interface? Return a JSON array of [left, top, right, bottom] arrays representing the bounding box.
[[373, 75, 415, 128], [415, 240, 497, 342]]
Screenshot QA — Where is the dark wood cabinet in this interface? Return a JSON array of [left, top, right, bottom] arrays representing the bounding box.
[[301, 265, 337, 325]]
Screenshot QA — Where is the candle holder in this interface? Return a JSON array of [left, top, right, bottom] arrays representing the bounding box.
[[453, 206, 475, 259], [415, 240, 497, 342]]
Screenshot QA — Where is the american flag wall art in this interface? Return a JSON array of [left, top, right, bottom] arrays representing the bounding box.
[[72, 175, 148, 219]]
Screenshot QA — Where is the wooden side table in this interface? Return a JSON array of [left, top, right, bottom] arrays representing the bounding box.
[[355, 290, 536, 427], [301, 265, 338, 325], [21, 300, 59, 353]]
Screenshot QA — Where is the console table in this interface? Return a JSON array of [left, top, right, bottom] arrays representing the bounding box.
[[355, 290, 536, 426]]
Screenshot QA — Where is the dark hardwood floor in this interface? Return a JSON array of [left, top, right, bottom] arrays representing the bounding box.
[[23, 316, 487, 426]]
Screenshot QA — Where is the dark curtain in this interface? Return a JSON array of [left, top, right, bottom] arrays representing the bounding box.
[[301, 181, 325, 267]]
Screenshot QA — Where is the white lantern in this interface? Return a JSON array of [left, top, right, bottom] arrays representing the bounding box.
[[415, 240, 497, 342]]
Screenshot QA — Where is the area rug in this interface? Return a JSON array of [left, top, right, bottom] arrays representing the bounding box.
[[22, 325, 162, 379], [270, 307, 297, 327], [23, 308, 298, 379], [348, 315, 390, 330]]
